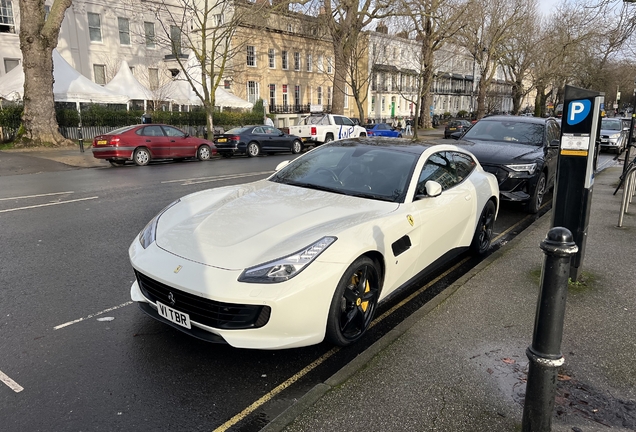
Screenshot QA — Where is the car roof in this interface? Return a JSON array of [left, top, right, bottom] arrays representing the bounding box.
[[333, 137, 432, 154], [479, 115, 551, 124]]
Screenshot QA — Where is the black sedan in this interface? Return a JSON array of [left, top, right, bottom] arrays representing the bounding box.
[[214, 125, 303, 157], [444, 120, 472, 138], [454, 116, 560, 213]]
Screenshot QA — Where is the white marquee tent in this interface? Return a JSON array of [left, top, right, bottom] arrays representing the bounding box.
[[104, 60, 154, 103], [0, 50, 129, 104]]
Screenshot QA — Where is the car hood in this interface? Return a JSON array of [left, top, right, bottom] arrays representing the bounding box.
[[456, 139, 543, 165], [155, 181, 399, 270]]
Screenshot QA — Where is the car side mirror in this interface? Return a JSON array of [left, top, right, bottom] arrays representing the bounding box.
[[184, 133, 189, 138], [450, 132, 461, 140], [415, 181, 443, 200], [275, 160, 290, 171], [549, 139, 560, 148]]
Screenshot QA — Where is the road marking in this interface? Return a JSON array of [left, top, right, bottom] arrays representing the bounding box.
[[0, 370, 24, 393], [0, 196, 98, 213], [213, 347, 340, 432], [0, 191, 74, 202], [54, 301, 133, 330], [161, 171, 273, 186]]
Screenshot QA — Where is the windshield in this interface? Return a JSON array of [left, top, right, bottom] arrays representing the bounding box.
[[601, 119, 621, 131], [226, 127, 251, 134], [270, 143, 418, 203], [462, 120, 544, 145]]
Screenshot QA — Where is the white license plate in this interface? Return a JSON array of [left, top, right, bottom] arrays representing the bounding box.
[[156, 301, 191, 329]]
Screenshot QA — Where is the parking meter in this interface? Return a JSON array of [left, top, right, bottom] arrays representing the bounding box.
[[552, 85, 604, 281]]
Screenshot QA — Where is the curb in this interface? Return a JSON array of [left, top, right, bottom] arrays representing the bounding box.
[[262, 209, 552, 432]]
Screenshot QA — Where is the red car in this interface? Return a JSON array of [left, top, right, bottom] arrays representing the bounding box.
[[92, 124, 216, 166]]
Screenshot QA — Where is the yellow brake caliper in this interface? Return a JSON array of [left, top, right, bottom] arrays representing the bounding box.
[[352, 273, 371, 312]]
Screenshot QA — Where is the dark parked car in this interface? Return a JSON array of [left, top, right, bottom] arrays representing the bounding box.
[[454, 116, 560, 213], [444, 120, 472, 138], [364, 123, 403, 138], [214, 125, 303, 157], [92, 124, 216, 167]]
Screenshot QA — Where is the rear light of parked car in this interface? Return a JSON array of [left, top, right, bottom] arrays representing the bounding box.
[[109, 136, 121, 146], [367, 131, 375, 136], [228, 135, 240, 141], [311, 126, 317, 137]]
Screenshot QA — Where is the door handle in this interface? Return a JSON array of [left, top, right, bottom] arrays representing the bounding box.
[[465, 195, 471, 201], [146, 139, 151, 142], [170, 140, 176, 142]]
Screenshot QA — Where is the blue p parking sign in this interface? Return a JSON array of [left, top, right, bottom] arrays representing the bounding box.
[[567, 100, 591, 125]]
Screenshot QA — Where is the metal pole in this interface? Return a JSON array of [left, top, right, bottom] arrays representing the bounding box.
[[623, 113, 635, 176], [522, 227, 578, 432]]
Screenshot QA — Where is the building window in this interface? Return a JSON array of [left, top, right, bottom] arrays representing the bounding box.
[[327, 86, 332, 107], [287, 23, 293, 32], [148, 67, 159, 90], [118, 17, 130, 45], [268, 49, 275, 68], [88, 12, 102, 42], [317, 86, 322, 105], [214, 14, 223, 26], [306, 54, 312, 72], [294, 85, 301, 107], [144, 22, 155, 48], [317, 55, 323, 73], [294, 52, 300, 71], [0, 0, 15, 33], [93, 64, 106, 85], [4, 58, 19, 73], [282, 84, 288, 107], [269, 84, 276, 108], [343, 86, 348, 108], [381, 96, 386, 112], [247, 81, 259, 104], [224, 80, 231, 89], [247, 45, 256, 67], [282, 51, 288, 70], [327, 57, 333, 74], [170, 25, 182, 56]]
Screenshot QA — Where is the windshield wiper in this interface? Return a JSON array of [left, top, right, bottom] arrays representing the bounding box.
[[272, 178, 345, 195]]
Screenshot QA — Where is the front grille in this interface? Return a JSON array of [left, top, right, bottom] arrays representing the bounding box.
[[135, 271, 271, 330], [482, 165, 509, 185]]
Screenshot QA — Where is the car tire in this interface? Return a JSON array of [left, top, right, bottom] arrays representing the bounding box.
[[220, 153, 233, 158], [108, 159, 125, 167], [470, 200, 496, 255], [526, 172, 546, 214], [133, 148, 150, 166], [324, 134, 334, 144], [291, 140, 303, 154], [197, 144, 212, 161], [325, 256, 381, 346], [398, 134, 403, 138], [247, 142, 260, 157], [359, 133, 366, 137]]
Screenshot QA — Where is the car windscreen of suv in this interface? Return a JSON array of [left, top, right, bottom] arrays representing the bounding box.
[[601, 119, 621, 131], [462, 120, 544, 145]]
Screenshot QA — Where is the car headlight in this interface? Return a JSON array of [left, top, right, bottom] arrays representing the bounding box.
[[506, 163, 537, 174], [609, 133, 621, 139], [238, 236, 337, 283], [138, 199, 181, 249]]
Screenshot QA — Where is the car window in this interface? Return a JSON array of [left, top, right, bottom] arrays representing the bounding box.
[[108, 126, 136, 135], [416, 151, 460, 194], [463, 120, 545, 145], [252, 127, 265, 134], [162, 126, 185, 137], [601, 119, 621, 130], [341, 117, 354, 126], [333, 116, 344, 126], [138, 126, 165, 137], [263, 126, 278, 134], [226, 127, 250, 134], [451, 152, 476, 181], [270, 143, 418, 203], [378, 124, 389, 130], [546, 121, 560, 143]]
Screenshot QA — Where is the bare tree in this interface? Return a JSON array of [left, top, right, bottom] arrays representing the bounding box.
[[17, 0, 73, 147], [456, 0, 533, 119]]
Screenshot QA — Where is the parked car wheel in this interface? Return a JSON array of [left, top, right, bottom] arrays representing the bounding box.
[[470, 200, 496, 255], [324, 134, 334, 144], [325, 256, 381, 346], [247, 142, 260, 157], [526, 172, 546, 214], [133, 148, 150, 166], [197, 144, 212, 161], [291, 140, 303, 154]]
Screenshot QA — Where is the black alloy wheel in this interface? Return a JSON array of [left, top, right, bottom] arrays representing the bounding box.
[[326, 256, 381, 346], [526, 172, 546, 214], [470, 200, 496, 255]]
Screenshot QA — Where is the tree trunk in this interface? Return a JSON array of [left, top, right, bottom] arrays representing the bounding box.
[[18, 0, 73, 147], [331, 42, 348, 115], [511, 79, 524, 115], [534, 84, 546, 117]]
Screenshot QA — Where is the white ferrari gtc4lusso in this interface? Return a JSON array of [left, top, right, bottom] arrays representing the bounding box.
[[129, 138, 499, 349]]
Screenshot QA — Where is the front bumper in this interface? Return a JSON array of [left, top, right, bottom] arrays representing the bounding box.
[[482, 165, 538, 203], [599, 136, 621, 149], [129, 239, 346, 349]]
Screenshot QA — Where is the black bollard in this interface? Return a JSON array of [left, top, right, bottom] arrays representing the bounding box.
[[522, 227, 578, 432], [78, 124, 84, 153]]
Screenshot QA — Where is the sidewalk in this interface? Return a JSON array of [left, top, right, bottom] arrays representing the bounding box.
[[266, 166, 636, 432], [3, 145, 107, 168]]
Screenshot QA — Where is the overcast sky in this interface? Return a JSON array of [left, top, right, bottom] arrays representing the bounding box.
[[539, 0, 557, 15]]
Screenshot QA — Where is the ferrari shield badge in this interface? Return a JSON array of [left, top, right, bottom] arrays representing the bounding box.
[[407, 215, 414, 226]]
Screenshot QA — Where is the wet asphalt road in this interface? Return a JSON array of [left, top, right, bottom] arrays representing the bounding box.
[[0, 149, 617, 431]]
